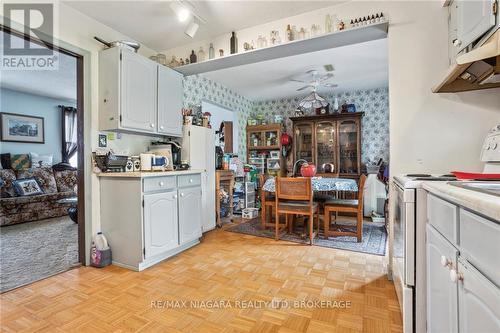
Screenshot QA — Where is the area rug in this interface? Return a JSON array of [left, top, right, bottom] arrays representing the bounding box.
[[226, 218, 387, 256], [0, 216, 78, 293]]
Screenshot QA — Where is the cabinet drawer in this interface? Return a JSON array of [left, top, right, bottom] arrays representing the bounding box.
[[143, 176, 176, 193], [178, 174, 201, 188], [460, 209, 500, 286], [427, 194, 459, 244]]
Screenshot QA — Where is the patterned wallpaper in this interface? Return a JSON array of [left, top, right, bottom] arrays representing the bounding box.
[[183, 77, 389, 166], [250, 87, 390, 165], [183, 75, 253, 155]]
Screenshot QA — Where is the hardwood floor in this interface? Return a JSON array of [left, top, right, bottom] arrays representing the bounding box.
[[0, 228, 402, 333]]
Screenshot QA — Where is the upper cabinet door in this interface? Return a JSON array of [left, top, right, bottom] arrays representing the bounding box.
[[157, 65, 183, 137], [143, 190, 179, 258], [456, 0, 496, 51], [120, 49, 157, 132]]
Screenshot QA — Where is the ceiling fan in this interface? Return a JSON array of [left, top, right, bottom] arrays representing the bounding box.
[[292, 68, 338, 109], [291, 69, 338, 92]]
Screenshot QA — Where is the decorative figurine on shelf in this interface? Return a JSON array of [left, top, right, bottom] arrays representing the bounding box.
[[333, 97, 339, 113], [185, 58, 190, 64], [219, 49, 224, 57], [202, 112, 212, 128], [189, 50, 197, 63], [197, 47, 206, 62], [294, 108, 304, 117]]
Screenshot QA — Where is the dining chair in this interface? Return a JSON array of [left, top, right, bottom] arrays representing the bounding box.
[[275, 177, 319, 245], [259, 174, 275, 229], [323, 174, 367, 242]]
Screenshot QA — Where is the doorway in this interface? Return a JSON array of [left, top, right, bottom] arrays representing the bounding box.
[[0, 26, 85, 292]]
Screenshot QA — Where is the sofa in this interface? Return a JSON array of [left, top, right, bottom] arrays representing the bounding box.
[[0, 167, 77, 226]]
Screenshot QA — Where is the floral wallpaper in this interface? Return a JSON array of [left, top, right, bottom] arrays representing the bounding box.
[[183, 75, 253, 155], [183, 76, 389, 166], [250, 87, 389, 165]]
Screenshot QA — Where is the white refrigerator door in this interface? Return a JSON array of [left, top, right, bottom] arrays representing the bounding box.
[[184, 126, 216, 232]]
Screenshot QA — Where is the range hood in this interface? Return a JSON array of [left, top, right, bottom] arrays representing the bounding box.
[[433, 30, 500, 93]]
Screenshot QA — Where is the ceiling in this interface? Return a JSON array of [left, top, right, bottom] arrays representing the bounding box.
[[202, 38, 388, 101], [1, 32, 77, 101], [65, 1, 345, 51]]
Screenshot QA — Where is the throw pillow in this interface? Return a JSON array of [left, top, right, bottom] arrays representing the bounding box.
[[54, 169, 78, 193], [17, 167, 58, 194], [0, 153, 11, 169], [0, 169, 17, 198], [12, 178, 44, 196], [10, 154, 31, 170], [30, 153, 53, 168]]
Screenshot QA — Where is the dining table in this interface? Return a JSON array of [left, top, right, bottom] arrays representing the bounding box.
[[260, 176, 359, 228]]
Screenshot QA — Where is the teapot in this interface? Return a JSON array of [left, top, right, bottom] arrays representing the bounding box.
[[322, 163, 335, 173]]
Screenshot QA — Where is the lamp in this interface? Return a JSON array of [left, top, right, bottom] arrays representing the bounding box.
[[184, 20, 199, 38], [170, 1, 191, 22], [298, 91, 328, 109]]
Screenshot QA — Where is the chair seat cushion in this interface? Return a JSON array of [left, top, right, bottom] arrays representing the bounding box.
[[278, 201, 318, 212], [324, 199, 359, 207]]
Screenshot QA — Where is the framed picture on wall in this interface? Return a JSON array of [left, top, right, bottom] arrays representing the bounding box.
[[0, 112, 45, 143]]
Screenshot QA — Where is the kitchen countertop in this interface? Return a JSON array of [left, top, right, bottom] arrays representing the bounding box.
[[423, 182, 500, 221], [97, 169, 205, 178]]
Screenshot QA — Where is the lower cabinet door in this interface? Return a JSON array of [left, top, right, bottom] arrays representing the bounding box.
[[143, 190, 179, 258], [426, 224, 459, 333], [458, 258, 500, 333], [178, 186, 202, 244]]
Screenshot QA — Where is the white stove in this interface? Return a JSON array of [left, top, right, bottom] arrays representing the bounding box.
[[390, 125, 500, 333]]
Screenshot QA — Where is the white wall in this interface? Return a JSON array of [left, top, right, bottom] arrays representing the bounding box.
[[202, 101, 239, 155], [163, 1, 500, 176]]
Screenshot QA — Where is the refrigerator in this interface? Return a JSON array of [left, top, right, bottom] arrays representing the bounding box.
[[182, 125, 216, 232]]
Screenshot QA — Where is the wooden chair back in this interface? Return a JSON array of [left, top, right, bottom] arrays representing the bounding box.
[[357, 174, 367, 209], [275, 177, 313, 201]]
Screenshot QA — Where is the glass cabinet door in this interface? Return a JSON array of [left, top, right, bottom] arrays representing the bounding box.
[[263, 130, 279, 147], [315, 122, 336, 173], [294, 123, 314, 163], [338, 120, 359, 175]]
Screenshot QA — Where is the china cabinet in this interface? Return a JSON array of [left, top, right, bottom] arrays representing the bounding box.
[[246, 124, 285, 176], [290, 112, 363, 178]]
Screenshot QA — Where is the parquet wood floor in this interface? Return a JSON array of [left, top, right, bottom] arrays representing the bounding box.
[[0, 227, 402, 333]]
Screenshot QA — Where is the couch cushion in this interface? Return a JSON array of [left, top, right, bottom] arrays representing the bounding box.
[[17, 167, 57, 194], [30, 152, 53, 168], [12, 178, 44, 196], [10, 154, 31, 170], [54, 169, 77, 193], [0, 169, 16, 198]]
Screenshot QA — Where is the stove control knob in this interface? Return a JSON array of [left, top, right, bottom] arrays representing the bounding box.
[[492, 142, 497, 150]]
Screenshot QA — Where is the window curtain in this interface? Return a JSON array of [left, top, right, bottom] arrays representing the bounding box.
[[59, 105, 78, 163]]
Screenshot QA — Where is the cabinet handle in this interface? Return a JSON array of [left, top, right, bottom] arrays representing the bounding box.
[[452, 39, 462, 47], [160, 125, 164, 130], [450, 269, 463, 283], [150, 123, 155, 128], [440, 255, 452, 269], [173, 194, 178, 199], [159, 181, 164, 187], [189, 178, 193, 183], [180, 193, 185, 197]]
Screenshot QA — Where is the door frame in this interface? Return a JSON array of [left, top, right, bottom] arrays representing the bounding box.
[[0, 24, 91, 265]]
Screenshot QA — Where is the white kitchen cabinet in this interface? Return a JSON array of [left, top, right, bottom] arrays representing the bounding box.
[[157, 65, 183, 137], [450, 0, 496, 53], [99, 172, 202, 271], [426, 224, 459, 333], [120, 49, 157, 132], [99, 47, 183, 136], [458, 258, 500, 333], [178, 186, 202, 244], [143, 190, 179, 258]]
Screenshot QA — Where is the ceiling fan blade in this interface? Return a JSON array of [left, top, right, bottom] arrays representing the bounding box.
[[320, 73, 334, 82], [290, 79, 307, 83], [323, 83, 338, 88], [297, 86, 310, 91]]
